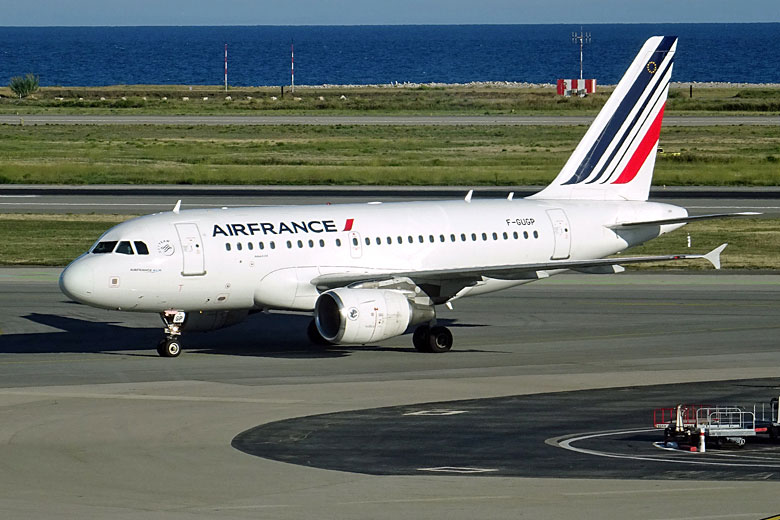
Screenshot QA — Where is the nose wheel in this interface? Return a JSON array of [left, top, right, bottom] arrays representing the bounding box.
[[157, 338, 182, 357], [158, 310, 186, 358]]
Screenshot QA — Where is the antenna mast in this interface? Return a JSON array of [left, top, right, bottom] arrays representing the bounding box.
[[571, 27, 591, 81]]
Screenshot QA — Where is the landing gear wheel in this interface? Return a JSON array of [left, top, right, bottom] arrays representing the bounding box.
[[427, 325, 453, 353], [157, 338, 181, 358], [307, 319, 331, 346], [413, 325, 431, 352]]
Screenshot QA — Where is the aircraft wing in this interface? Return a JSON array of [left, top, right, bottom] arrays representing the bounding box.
[[311, 244, 727, 291]]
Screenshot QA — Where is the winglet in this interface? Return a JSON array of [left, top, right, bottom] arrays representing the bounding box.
[[464, 190, 473, 203], [173, 200, 182, 214], [703, 243, 727, 270]]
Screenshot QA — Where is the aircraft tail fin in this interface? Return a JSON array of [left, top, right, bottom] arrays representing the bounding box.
[[531, 36, 677, 202]]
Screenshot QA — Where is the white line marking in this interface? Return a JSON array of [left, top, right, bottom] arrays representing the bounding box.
[[404, 409, 468, 416], [0, 389, 302, 404], [417, 466, 498, 474], [551, 428, 780, 469], [564, 486, 739, 497]]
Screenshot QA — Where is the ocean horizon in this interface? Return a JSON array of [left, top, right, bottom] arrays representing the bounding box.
[[0, 23, 777, 87]]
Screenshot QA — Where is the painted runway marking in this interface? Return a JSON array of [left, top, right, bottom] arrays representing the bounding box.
[[551, 428, 780, 469], [417, 466, 498, 474], [404, 409, 468, 416]]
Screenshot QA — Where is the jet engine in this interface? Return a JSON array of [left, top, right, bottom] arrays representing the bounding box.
[[181, 310, 249, 332], [314, 288, 434, 344]]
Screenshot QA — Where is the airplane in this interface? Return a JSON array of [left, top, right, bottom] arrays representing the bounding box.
[[59, 36, 756, 358]]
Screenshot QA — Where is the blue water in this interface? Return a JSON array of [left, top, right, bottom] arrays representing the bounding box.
[[0, 24, 777, 87]]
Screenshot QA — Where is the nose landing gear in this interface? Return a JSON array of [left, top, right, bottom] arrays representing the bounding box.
[[158, 310, 186, 357]]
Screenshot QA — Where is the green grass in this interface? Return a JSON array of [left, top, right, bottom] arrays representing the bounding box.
[[1, 215, 777, 269], [0, 124, 777, 186], [1, 85, 779, 116]]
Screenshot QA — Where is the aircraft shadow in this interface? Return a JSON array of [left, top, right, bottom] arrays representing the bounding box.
[[0, 312, 489, 358]]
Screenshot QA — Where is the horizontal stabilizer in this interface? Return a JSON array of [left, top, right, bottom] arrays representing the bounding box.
[[608, 212, 761, 229]]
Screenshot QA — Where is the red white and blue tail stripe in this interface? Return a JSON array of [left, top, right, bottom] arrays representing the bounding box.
[[532, 36, 677, 201]]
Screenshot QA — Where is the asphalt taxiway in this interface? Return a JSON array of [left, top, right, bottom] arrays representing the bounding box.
[[1, 268, 779, 518]]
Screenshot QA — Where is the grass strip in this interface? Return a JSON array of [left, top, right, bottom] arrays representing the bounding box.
[[1, 85, 779, 116], [0, 124, 777, 186]]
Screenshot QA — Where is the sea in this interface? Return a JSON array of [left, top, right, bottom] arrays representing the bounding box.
[[0, 24, 777, 87]]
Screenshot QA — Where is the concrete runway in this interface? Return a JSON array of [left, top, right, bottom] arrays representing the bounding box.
[[1, 268, 780, 518], [1, 185, 779, 217], [2, 114, 779, 126]]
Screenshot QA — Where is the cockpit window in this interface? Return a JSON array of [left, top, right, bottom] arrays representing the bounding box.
[[134, 241, 149, 255], [115, 241, 134, 255], [92, 241, 117, 254]]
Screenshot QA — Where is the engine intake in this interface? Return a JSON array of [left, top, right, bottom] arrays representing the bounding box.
[[315, 288, 434, 344]]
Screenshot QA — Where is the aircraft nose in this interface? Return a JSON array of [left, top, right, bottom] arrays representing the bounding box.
[[59, 259, 94, 303]]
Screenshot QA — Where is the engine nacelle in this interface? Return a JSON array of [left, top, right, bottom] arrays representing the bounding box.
[[314, 288, 434, 344], [182, 310, 249, 332]]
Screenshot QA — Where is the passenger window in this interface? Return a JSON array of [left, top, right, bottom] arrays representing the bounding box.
[[319, 239, 325, 247], [397, 236, 402, 244], [376, 237, 381, 245], [407, 236, 413, 243], [523, 231, 528, 239], [533, 231, 539, 239], [386, 236, 392, 245], [92, 241, 117, 254], [270, 241, 276, 249], [418, 235, 424, 243], [461, 233, 466, 241], [502, 232, 508, 240], [225, 243, 231, 251], [247, 242, 254, 250], [297, 240, 303, 248], [116, 241, 134, 255], [471, 233, 477, 241], [492, 232, 498, 240], [259, 242, 265, 250], [429, 235, 434, 243], [336, 239, 342, 247], [481, 233, 487, 241], [237, 242, 243, 251], [365, 237, 370, 246], [286, 241, 292, 249], [353, 238, 359, 246], [450, 234, 456, 242], [309, 240, 314, 248], [134, 241, 149, 255]]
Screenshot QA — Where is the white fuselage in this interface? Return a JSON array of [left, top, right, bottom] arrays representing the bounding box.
[[60, 197, 687, 314]]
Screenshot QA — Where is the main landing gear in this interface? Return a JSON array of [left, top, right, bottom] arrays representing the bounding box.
[[412, 324, 453, 353], [158, 310, 186, 357]]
